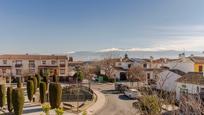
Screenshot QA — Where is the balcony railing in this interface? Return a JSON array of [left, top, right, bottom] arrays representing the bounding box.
[[60, 64, 65, 67], [15, 64, 23, 68]]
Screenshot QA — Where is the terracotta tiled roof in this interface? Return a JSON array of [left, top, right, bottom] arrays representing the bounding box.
[[176, 72, 204, 85], [0, 54, 68, 60], [190, 56, 204, 64]]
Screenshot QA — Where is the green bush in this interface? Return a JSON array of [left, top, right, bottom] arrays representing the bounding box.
[[55, 108, 64, 115], [35, 74, 41, 88], [0, 84, 6, 108], [43, 76, 49, 90], [31, 77, 37, 94], [12, 88, 24, 115], [7, 86, 13, 112], [17, 80, 22, 88], [74, 71, 84, 81], [42, 103, 51, 115], [138, 95, 161, 115], [49, 83, 62, 109], [102, 75, 108, 82], [40, 82, 47, 104], [108, 78, 115, 83], [27, 80, 34, 102]]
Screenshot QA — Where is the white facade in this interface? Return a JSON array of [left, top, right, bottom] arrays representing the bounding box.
[[176, 82, 204, 100], [157, 70, 183, 92]]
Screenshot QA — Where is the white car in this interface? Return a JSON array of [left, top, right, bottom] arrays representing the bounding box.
[[124, 89, 141, 99]]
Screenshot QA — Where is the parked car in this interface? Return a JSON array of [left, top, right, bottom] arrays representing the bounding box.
[[115, 83, 129, 93], [92, 75, 98, 81], [124, 89, 142, 99]]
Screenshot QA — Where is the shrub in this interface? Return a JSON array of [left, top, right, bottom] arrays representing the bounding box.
[[40, 82, 47, 104], [0, 84, 6, 108], [27, 80, 34, 102], [12, 88, 24, 115], [31, 77, 37, 94], [49, 83, 62, 109], [82, 111, 87, 115], [108, 78, 115, 83], [42, 103, 51, 115], [35, 74, 41, 88], [138, 95, 161, 115], [17, 80, 22, 88], [7, 86, 13, 112], [55, 108, 64, 115], [74, 71, 84, 82]]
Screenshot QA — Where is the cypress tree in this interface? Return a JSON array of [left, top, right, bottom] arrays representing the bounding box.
[[27, 80, 34, 102], [0, 84, 6, 108], [49, 83, 62, 109], [12, 88, 24, 115], [7, 86, 13, 112]]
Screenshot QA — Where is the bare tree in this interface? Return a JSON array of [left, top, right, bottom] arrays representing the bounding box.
[[81, 64, 96, 89], [100, 56, 117, 81], [127, 66, 146, 88]]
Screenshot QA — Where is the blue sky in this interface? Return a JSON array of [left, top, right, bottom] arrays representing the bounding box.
[[0, 0, 204, 54]]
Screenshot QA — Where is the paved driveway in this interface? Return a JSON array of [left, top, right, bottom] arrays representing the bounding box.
[[92, 83, 139, 115]]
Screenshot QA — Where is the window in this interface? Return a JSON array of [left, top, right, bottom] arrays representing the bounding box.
[[143, 64, 147, 68], [199, 65, 203, 72], [15, 60, 23, 67], [29, 60, 35, 64], [60, 60, 65, 67], [128, 64, 131, 68], [147, 73, 150, 79], [3, 60, 7, 64], [42, 60, 46, 65], [60, 69, 65, 74], [51, 60, 56, 65], [16, 69, 22, 75], [16, 60, 22, 64], [60, 60, 65, 64], [29, 60, 35, 68]]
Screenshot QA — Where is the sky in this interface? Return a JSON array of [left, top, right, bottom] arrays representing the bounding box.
[[0, 0, 204, 54]]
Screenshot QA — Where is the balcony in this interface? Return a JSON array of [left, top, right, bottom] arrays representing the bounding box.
[[15, 64, 23, 68], [60, 64, 65, 67]]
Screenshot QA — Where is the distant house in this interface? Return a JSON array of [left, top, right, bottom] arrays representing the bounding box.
[[0, 54, 69, 79], [114, 54, 151, 81], [166, 56, 204, 73], [176, 72, 204, 101]]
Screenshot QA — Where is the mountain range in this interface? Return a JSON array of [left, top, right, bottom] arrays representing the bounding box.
[[68, 50, 203, 61]]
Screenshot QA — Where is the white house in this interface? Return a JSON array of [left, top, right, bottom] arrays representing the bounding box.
[[156, 69, 185, 92], [176, 72, 204, 101]]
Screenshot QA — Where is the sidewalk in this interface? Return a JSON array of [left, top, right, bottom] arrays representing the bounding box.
[[82, 89, 106, 115]]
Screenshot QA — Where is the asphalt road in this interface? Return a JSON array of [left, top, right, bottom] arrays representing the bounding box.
[[92, 83, 138, 115]]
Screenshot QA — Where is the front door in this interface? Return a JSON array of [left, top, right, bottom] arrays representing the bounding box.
[[120, 72, 127, 81]]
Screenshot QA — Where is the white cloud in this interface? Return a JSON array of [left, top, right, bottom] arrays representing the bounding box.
[[98, 36, 204, 52], [155, 36, 204, 51], [99, 48, 124, 52]]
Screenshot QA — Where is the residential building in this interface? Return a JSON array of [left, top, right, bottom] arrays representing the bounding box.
[[0, 54, 69, 79], [166, 56, 204, 73], [156, 69, 185, 92], [176, 72, 204, 101]]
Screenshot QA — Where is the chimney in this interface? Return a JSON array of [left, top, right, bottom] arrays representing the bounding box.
[[179, 53, 185, 60]]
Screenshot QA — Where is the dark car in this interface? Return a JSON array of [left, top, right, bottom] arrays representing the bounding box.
[[115, 83, 129, 93]]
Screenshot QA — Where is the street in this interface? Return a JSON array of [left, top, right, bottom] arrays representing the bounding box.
[[92, 83, 138, 115]]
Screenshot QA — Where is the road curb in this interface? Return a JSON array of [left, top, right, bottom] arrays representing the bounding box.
[[80, 89, 106, 115]]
